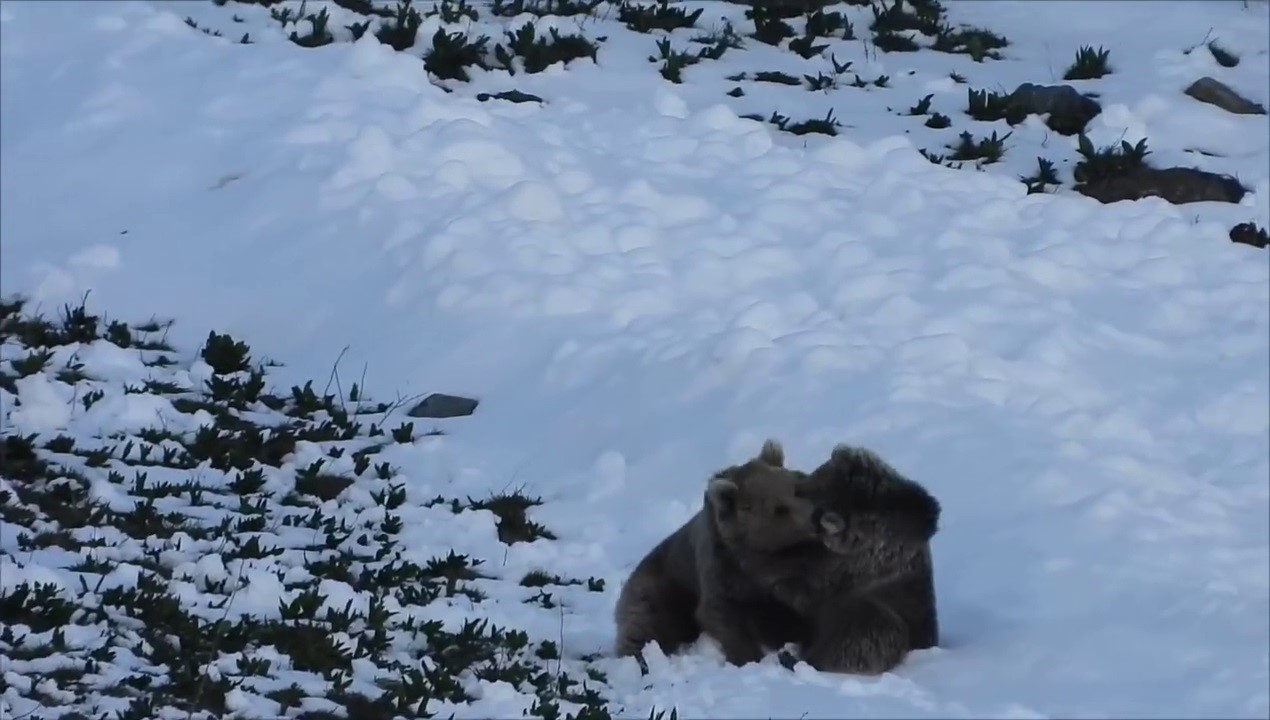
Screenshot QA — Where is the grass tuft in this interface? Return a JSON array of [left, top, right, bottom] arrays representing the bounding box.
[[619, 0, 705, 33], [1072, 133, 1151, 187], [1021, 157, 1061, 194], [1063, 44, 1112, 80]]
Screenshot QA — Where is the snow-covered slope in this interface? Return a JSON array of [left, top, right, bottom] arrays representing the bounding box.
[[2, 1, 1268, 718]]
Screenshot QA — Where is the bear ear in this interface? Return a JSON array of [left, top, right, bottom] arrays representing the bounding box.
[[706, 476, 739, 518], [758, 439, 785, 468], [829, 443, 856, 462], [818, 510, 847, 537]]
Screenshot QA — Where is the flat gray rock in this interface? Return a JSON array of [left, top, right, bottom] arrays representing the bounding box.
[[1184, 77, 1266, 115], [476, 90, 543, 104], [1078, 166, 1247, 205], [408, 393, 480, 419], [1006, 83, 1102, 135]]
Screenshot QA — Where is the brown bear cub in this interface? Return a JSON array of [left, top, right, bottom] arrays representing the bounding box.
[[771, 443, 942, 675], [613, 440, 826, 668]]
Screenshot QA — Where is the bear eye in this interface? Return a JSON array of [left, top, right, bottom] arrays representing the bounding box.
[[773, 504, 790, 517], [738, 503, 754, 513]]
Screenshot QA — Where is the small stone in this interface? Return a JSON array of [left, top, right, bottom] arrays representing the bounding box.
[[1229, 222, 1269, 249], [407, 393, 480, 419], [1006, 83, 1102, 135], [294, 473, 354, 502], [777, 649, 800, 671], [1184, 77, 1266, 115], [475, 90, 544, 105]]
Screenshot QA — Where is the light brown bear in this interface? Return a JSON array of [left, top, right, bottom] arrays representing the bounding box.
[[612, 439, 823, 668]]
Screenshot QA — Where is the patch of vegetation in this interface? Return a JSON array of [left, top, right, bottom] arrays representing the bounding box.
[[375, 0, 425, 51], [1021, 157, 1061, 194], [802, 71, 833, 91], [332, 0, 396, 18], [966, 88, 1025, 124], [520, 569, 604, 592], [1072, 134, 1150, 189], [650, 37, 711, 83], [0, 295, 671, 720], [739, 0, 840, 20], [288, 6, 335, 47], [806, 7, 854, 40], [924, 130, 1010, 169], [742, 108, 842, 137], [865, 0, 1007, 60], [918, 148, 947, 165], [430, 0, 480, 23], [216, 0, 282, 8], [522, 569, 585, 587], [490, 0, 604, 17], [467, 491, 559, 544], [871, 28, 920, 52], [184, 16, 225, 38], [787, 63, 882, 91], [1063, 44, 1112, 80], [619, 0, 704, 33], [432, 20, 601, 83], [788, 33, 829, 59], [202, 330, 253, 375], [931, 24, 1008, 61], [924, 112, 951, 129], [492, 23, 600, 75], [747, 3, 796, 46], [423, 28, 491, 82], [869, 0, 943, 36], [691, 20, 745, 54], [861, 73, 890, 88], [755, 70, 802, 86], [907, 93, 933, 116], [946, 129, 1010, 165]]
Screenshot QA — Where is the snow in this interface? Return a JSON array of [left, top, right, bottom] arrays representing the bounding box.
[[2, 0, 1268, 718]]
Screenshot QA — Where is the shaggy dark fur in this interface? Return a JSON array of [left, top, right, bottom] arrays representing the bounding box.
[[769, 443, 942, 675]]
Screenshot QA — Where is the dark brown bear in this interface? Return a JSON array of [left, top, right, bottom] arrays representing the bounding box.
[[770, 443, 941, 675]]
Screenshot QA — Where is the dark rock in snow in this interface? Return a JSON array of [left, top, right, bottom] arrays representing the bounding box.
[[1229, 222, 1269, 249], [1006, 83, 1102, 135], [1077, 166, 1248, 205], [408, 393, 480, 419], [476, 90, 544, 105], [1184, 77, 1267, 115]]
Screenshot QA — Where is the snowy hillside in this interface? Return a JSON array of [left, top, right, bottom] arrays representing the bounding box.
[[1, 0, 1268, 718]]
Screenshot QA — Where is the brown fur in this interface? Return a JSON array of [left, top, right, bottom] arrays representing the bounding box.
[[769, 444, 942, 675], [613, 440, 822, 667]]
